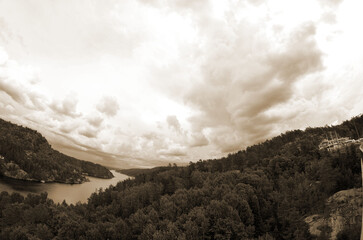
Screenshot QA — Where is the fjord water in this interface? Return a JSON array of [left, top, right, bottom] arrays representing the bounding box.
[[0, 170, 129, 204]]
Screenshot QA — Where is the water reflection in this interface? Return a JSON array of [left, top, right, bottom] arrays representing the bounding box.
[[0, 170, 129, 204]]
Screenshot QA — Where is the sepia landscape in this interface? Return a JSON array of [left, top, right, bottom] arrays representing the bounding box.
[[0, 1, 362, 240]]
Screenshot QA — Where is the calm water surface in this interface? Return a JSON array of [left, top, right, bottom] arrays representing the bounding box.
[[0, 170, 130, 204]]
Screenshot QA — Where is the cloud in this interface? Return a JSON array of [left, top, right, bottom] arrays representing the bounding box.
[[158, 147, 187, 157], [142, 132, 168, 150], [96, 96, 119, 117], [166, 115, 181, 132], [0, 17, 17, 45], [0, 78, 26, 104], [0, 47, 47, 112], [50, 95, 81, 117], [318, 0, 343, 8], [189, 132, 209, 147], [184, 21, 323, 152], [78, 127, 99, 138], [0, 0, 362, 168], [0, 77, 46, 111], [138, 0, 209, 13], [0, 45, 8, 64], [87, 115, 104, 127], [59, 122, 79, 134]]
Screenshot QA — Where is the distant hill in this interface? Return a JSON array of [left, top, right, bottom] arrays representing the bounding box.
[[117, 166, 172, 177], [0, 118, 113, 183]]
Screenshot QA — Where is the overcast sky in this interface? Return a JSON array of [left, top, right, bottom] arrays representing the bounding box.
[[0, 0, 362, 168]]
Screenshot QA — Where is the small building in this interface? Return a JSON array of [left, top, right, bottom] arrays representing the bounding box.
[[319, 137, 357, 151]]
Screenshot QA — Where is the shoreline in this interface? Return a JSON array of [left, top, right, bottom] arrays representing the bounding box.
[[0, 172, 115, 185]]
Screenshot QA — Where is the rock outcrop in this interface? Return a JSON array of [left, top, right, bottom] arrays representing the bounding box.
[[305, 188, 362, 240]]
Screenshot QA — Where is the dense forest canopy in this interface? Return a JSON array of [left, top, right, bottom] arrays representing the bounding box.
[[1, 115, 362, 239], [0, 118, 113, 183]]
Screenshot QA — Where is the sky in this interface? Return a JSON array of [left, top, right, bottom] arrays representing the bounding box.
[[0, 0, 362, 169]]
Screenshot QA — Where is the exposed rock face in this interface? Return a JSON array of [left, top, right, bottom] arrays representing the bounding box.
[[305, 214, 326, 236], [305, 188, 362, 240], [2, 162, 31, 180]]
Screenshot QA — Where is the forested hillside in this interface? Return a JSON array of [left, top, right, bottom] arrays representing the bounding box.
[[0, 115, 362, 239], [0, 118, 113, 183]]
